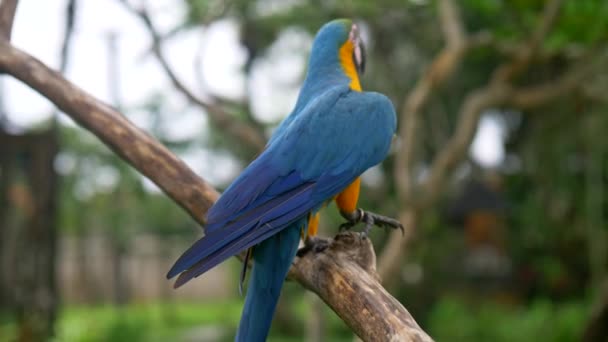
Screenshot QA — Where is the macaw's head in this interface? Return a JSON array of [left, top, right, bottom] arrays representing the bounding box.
[[308, 19, 366, 91]]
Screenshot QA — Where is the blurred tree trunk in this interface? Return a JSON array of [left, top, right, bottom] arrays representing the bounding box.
[[75, 229, 104, 303], [0, 132, 59, 341], [305, 293, 325, 342], [585, 117, 607, 289], [159, 240, 176, 323], [0, 149, 11, 310], [110, 235, 129, 306], [109, 191, 130, 306], [583, 279, 608, 342]]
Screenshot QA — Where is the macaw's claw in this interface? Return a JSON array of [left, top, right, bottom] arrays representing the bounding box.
[[339, 208, 404, 237], [297, 236, 330, 257]]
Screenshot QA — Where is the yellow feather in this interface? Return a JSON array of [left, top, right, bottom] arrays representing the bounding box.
[[338, 41, 362, 92]]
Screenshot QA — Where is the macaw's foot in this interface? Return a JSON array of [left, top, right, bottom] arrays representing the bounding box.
[[339, 209, 404, 237], [297, 235, 330, 257]]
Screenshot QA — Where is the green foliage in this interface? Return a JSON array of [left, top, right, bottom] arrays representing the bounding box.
[[52, 301, 242, 342], [463, 0, 608, 49], [0, 299, 356, 342], [428, 297, 589, 342]]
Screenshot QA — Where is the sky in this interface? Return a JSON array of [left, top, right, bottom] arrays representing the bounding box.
[[1, 0, 504, 191]]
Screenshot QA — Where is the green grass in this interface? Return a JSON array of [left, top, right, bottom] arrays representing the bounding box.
[[1, 295, 354, 342], [427, 297, 589, 342], [2, 296, 589, 341], [1, 301, 244, 342], [53, 300, 243, 342]]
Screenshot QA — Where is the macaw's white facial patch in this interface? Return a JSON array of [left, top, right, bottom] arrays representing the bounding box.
[[349, 24, 365, 75]]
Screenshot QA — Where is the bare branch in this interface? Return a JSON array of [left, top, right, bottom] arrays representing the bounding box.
[[377, 209, 418, 284], [382, 0, 566, 282], [582, 85, 608, 104], [420, 0, 565, 204], [394, 0, 474, 206], [418, 82, 510, 206], [528, 0, 564, 54], [58, 0, 77, 73], [292, 232, 433, 342], [389, 7, 497, 287], [383, 52, 605, 284], [510, 54, 606, 109], [0, 41, 219, 223], [438, 0, 465, 48], [0, 0, 18, 41], [119, 0, 267, 152], [493, 0, 564, 82], [386, 0, 480, 283], [421, 53, 605, 208]]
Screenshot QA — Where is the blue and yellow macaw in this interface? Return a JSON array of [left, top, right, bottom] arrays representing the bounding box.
[[167, 19, 399, 342]]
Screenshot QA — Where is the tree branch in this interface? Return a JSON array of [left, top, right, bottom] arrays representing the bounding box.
[[417, 83, 510, 207], [394, 0, 474, 207], [119, 0, 266, 152], [510, 52, 607, 109], [0, 0, 18, 41], [58, 0, 77, 74], [0, 41, 219, 223], [291, 232, 433, 342], [381, 0, 565, 282], [385, 0, 484, 282], [493, 0, 563, 82], [0, 24, 432, 342], [419, 0, 565, 205]]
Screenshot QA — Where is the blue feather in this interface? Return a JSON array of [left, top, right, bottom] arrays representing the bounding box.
[[235, 223, 302, 342], [167, 179, 314, 280]]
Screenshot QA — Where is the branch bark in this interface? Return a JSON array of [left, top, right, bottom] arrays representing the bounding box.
[[0, 0, 18, 41], [381, 0, 567, 281], [0, 41, 219, 223], [58, 0, 76, 74], [383, 0, 485, 281], [394, 0, 474, 207], [0, 18, 432, 342], [291, 232, 432, 342]]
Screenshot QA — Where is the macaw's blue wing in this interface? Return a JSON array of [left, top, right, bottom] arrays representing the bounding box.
[[167, 84, 396, 287], [167, 170, 315, 287]]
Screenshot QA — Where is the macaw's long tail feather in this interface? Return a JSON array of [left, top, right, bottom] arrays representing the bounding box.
[[166, 181, 314, 283], [235, 222, 302, 342]]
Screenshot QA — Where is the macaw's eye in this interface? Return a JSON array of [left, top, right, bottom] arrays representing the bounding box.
[[353, 40, 366, 75]]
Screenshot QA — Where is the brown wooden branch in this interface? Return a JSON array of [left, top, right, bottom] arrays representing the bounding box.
[[58, 0, 77, 73], [385, 0, 483, 282], [417, 82, 510, 207], [291, 232, 433, 342], [419, 0, 565, 206], [0, 0, 18, 41], [526, 0, 564, 56], [0, 23, 432, 342], [510, 52, 607, 109], [119, 0, 266, 152], [493, 0, 563, 82], [381, 0, 566, 282], [391, 58, 605, 288], [0, 41, 219, 223], [394, 0, 474, 207], [437, 0, 466, 48]]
